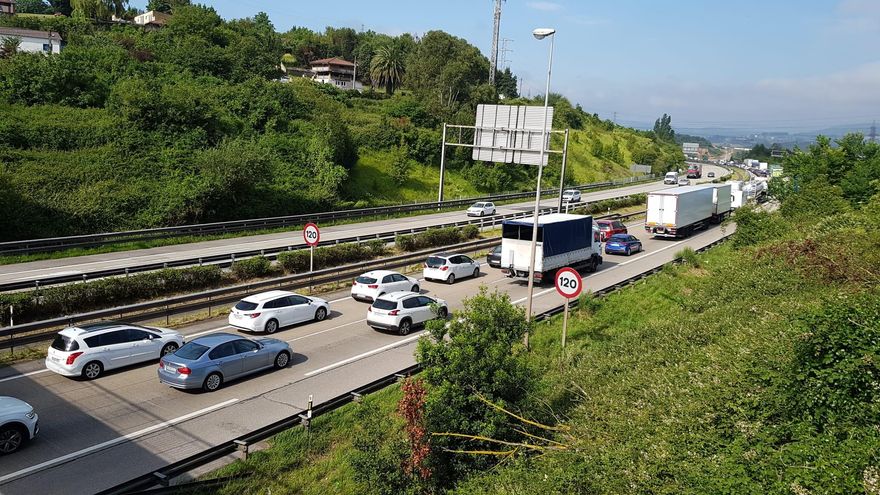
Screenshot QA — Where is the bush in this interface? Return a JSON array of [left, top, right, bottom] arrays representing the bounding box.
[[276, 240, 387, 273], [731, 206, 788, 248], [395, 226, 480, 252], [569, 193, 646, 215], [230, 256, 271, 280], [0, 265, 223, 325], [675, 247, 701, 268]]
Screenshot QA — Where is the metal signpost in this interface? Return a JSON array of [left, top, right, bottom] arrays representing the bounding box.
[[303, 222, 320, 273], [555, 267, 582, 351]]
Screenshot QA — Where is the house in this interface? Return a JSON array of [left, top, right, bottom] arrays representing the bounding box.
[[0, 0, 15, 15], [309, 57, 363, 91], [134, 10, 171, 30], [0, 27, 62, 54], [682, 142, 699, 156]]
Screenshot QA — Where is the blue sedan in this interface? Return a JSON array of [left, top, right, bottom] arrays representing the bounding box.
[[604, 234, 643, 256], [158, 333, 292, 392]]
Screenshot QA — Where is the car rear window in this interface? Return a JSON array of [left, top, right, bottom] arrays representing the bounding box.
[[51, 334, 79, 352], [426, 256, 447, 268], [174, 342, 209, 360], [472, 202, 485, 208], [234, 301, 258, 311], [356, 276, 377, 284], [372, 299, 398, 311]]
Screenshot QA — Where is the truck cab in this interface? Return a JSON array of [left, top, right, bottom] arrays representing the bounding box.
[[664, 171, 679, 184]]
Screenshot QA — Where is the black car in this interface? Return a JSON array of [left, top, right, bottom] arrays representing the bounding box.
[[487, 245, 501, 268]]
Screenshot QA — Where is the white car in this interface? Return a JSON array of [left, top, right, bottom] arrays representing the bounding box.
[[561, 189, 581, 202], [367, 292, 448, 335], [0, 397, 39, 455], [45, 322, 184, 380], [423, 253, 480, 284], [351, 270, 420, 302], [466, 201, 496, 217], [228, 290, 329, 334]]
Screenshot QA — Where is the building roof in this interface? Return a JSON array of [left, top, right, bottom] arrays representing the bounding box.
[[0, 26, 61, 40], [310, 57, 355, 67]]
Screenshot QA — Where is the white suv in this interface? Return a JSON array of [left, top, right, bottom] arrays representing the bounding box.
[[367, 292, 448, 335], [351, 270, 419, 302], [228, 290, 329, 334], [561, 189, 581, 202], [45, 322, 184, 380], [0, 397, 38, 455], [466, 202, 496, 217], [423, 253, 480, 284]]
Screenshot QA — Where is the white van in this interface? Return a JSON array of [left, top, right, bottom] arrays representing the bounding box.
[[664, 171, 679, 184]]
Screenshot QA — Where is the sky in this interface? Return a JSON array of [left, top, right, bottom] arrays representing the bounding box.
[[136, 1, 880, 133]]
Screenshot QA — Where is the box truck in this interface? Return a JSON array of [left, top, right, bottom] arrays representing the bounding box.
[[645, 186, 718, 238], [500, 214, 603, 283], [664, 171, 679, 184], [710, 183, 732, 220]]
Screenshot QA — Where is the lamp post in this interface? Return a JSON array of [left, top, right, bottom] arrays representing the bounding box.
[[523, 27, 555, 348]]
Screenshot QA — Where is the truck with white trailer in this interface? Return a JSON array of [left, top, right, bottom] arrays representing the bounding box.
[[500, 213, 602, 284], [644, 185, 728, 238]]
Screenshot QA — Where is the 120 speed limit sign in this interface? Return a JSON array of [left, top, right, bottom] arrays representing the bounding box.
[[555, 267, 583, 299], [303, 223, 320, 246]]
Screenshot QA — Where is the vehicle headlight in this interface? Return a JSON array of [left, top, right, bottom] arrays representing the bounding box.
[[26, 409, 36, 419]]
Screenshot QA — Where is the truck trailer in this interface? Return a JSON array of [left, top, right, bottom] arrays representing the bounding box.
[[500, 213, 602, 283], [645, 185, 724, 238]]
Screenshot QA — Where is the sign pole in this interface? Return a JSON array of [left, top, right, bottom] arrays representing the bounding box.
[[562, 298, 569, 351], [309, 245, 314, 273], [438, 123, 447, 205], [555, 267, 582, 355]]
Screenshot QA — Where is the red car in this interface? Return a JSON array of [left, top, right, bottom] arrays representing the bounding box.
[[595, 219, 627, 241]]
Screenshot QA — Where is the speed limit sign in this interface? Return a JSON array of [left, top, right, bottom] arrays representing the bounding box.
[[303, 223, 320, 246], [555, 267, 583, 299]]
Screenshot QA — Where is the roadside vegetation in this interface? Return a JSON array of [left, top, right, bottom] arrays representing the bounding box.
[[0, 5, 682, 242], [186, 135, 879, 494]]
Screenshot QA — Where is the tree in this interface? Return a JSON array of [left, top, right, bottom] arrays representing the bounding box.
[[15, 0, 54, 14], [146, 0, 189, 13], [48, 0, 72, 15], [71, 0, 128, 20], [0, 37, 21, 59], [495, 67, 518, 98], [370, 40, 406, 95], [652, 113, 675, 143]]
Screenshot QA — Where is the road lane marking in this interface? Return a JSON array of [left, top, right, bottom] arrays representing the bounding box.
[[285, 318, 368, 343], [0, 369, 50, 384], [186, 325, 233, 339], [0, 398, 240, 485], [304, 333, 423, 377]]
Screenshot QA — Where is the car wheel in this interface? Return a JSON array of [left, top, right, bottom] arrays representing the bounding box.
[[491, 209, 496, 215], [161, 343, 179, 357], [203, 372, 223, 392], [472, 267, 479, 278], [314, 307, 327, 322], [411, 285, 420, 293], [0, 425, 26, 455], [274, 351, 291, 369], [437, 307, 448, 319], [447, 274, 456, 285], [398, 319, 412, 336], [479, 211, 484, 217], [82, 361, 103, 380], [264, 319, 279, 334], [625, 247, 631, 256]]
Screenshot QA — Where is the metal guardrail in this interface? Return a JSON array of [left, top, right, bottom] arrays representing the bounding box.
[[0, 210, 648, 349], [95, 231, 733, 495], [0, 175, 656, 256]]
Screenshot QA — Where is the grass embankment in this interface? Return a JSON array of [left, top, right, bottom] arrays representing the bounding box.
[[188, 202, 880, 494]]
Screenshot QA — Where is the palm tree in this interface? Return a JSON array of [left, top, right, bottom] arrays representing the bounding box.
[[370, 42, 405, 95], [0, 37, 21, 59]]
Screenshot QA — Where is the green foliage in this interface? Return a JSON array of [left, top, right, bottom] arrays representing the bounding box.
[[731, 205, 788, 248], [394, 225, 479, 252], [230, 255, 271, 280], [146, 0, 189, 14], [370, 40, 406, 95], [494, 67, 517, 98], [0, 265, 222, 325], [276, 240, 386, 273], [674, 247, 701, 268], [652, 113, 675, 143], [15, 0, 54, 14], [389, 144, 412, 185], [779, 178, 852, 220], [349, 401, 414, 495], [417, 288, 534, 487], [783, 134, 880, 205]]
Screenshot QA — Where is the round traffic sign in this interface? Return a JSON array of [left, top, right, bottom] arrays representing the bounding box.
[[303, 223, 320, 246], [555, 267, 583, 299]]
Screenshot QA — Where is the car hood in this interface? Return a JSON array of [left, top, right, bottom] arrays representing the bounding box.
[[307, 297, 328, 305], [0, 396, 33, 415], [148, 326, 182, 337]]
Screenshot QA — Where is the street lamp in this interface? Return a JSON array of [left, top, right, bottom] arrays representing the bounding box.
[[524, 27, 555, 348]]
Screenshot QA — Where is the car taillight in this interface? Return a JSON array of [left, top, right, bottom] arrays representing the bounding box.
[[249, 313, 261, 318], [368, 306, 372, 312], [178, 366, 191, 375], [440, 266, 449, 271], [423, 262, 428, 268], [66, 352, 83, 365], [159, 359, 164, 369], [352, 280, 357, 286], [389, 310, 400, 316], [368, 284, 378, 289]]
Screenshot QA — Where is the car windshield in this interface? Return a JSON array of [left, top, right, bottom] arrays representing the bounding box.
[[564, 190, 577, 195], [372, 299, 398, 311], [51, 334, 79, 352], [491, 246, 501, 254], [234, 301, 258, 311], [426, 256, 447, 268], [174, 342, 209, 360]]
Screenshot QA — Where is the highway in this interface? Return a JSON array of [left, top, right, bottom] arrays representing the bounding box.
[[0, 215, 734, 495], [0, 180, 679, 288]]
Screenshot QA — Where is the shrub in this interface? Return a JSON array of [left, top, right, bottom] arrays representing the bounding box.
[[675, 247, 701, 268], [395, 226, 480, 252], [230, 256, 271, 280], [276, 240, 387, 273], [731, 206, 788, 248]]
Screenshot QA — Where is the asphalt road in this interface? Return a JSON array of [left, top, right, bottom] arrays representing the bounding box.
[[0, 216, 734, 495], [0, 180, 680, 288]]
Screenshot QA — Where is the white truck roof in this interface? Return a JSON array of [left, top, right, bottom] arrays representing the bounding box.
[[649, 185, 715, 195], [504, 213, 590, 226]]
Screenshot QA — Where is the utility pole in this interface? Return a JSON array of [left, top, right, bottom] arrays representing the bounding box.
[[500, 38, 513, 70], [489, 0, 503, 86], [870, 120, 877, 143], [613, 112, 617, 124]]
